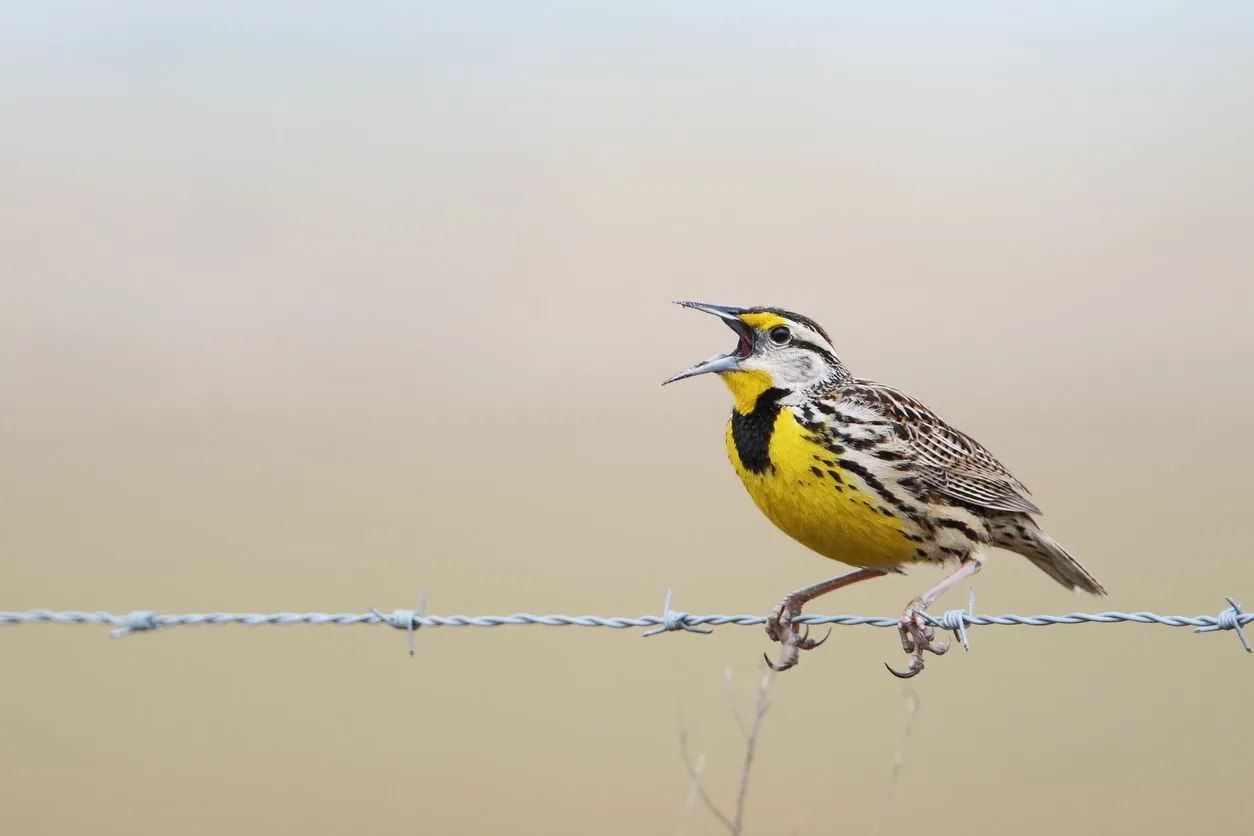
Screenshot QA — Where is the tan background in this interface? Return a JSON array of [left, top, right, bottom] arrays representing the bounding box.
[[2, 3, 1252, 834]]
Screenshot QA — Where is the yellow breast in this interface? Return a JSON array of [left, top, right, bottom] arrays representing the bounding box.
[[725, 407, 918, 567]]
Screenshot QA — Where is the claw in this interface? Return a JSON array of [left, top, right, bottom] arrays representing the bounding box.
[[765, 597, 801, 648], [884, 558, 983, 679], [889, 604, 950, 679], [763, 598, 812, 672], [796, 626, 832, 651], [759, 568, 891, 673], [885, 658, 924, 679], [764, 648, 797, 672], [792, 623, 823, 649]]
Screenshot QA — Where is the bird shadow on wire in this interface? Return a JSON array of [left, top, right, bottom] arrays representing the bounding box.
[[675, 664, 919, 836]]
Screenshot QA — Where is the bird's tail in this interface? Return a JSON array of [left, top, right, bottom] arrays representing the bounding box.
[[1000, 520, 1108, 596]]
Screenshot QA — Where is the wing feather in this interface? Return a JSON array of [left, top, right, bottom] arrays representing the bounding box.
[[839, 381, 1041, 515]]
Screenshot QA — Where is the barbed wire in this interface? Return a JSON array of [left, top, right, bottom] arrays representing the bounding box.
[[1, 590, 1249, 655]]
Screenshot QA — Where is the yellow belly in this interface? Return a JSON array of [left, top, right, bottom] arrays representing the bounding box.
[[725, 409, 917, 567]]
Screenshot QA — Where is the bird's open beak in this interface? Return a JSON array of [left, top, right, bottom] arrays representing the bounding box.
[[661, 301, 755, 385]]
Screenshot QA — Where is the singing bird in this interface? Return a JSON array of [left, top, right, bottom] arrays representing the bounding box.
[[663, 302, 1106, 676]]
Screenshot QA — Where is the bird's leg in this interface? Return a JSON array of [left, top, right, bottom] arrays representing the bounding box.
[[765, 568, 889, 672], [888, 555, 983, 679]]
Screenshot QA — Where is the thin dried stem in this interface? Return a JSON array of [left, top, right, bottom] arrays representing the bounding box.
[[870, 686, 920, 836], [723, 666, 751, 738], [677, 751, 708, 836], [676, 663, 778, 836], [678, 713, 737, 834], [731, 664, 774, 834]]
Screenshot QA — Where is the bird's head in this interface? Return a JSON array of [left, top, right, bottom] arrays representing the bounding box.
[[662, 301, 851, 411]]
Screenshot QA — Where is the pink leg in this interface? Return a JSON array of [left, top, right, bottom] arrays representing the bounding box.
[[765, 568, 890, 672], [887, 555, 983, 679]]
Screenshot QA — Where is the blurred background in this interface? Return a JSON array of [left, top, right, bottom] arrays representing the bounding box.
[[2, 2, 1252, 833]]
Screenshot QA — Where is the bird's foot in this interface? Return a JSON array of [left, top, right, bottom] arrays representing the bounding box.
[[763, 593, 832, 672], [886, 598, 949, 679]]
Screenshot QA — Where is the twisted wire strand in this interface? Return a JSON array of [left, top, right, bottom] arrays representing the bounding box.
[[0, 593, 1249, 651]]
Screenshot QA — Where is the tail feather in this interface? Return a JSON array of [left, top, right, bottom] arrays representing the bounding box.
[[995, 520, 1107, 596]]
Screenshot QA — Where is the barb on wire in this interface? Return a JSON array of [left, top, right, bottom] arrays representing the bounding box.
[[1, 595, 1251, 654], [643, 588, 713, 637], [370, 588, 427, 656], [1193, 596, 1251, 653], [110, 610, 161, 638], [932, 589, 976, 651]]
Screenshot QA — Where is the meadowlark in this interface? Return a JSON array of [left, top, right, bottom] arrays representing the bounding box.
[[663, 301, 1107, 677]]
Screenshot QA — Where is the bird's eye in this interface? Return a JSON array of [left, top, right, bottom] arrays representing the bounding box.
[[768, 325, 791, 345]]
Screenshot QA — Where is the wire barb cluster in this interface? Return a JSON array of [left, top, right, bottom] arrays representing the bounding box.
[[1, 591, 1250, 655]]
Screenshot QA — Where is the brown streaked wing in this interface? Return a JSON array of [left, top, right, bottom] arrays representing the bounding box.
[[838, 381, 1042, 515]]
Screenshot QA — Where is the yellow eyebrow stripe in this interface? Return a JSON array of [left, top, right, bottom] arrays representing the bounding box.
[[739, 312, 788, 331]]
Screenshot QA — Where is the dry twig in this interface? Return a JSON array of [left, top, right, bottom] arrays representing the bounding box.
[[677, 662, 775, 836], [871, 686, 920, 836], [678, 719, 736, 834]]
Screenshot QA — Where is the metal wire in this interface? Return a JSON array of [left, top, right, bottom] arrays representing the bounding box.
[[0, 591, 1249, 653]]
